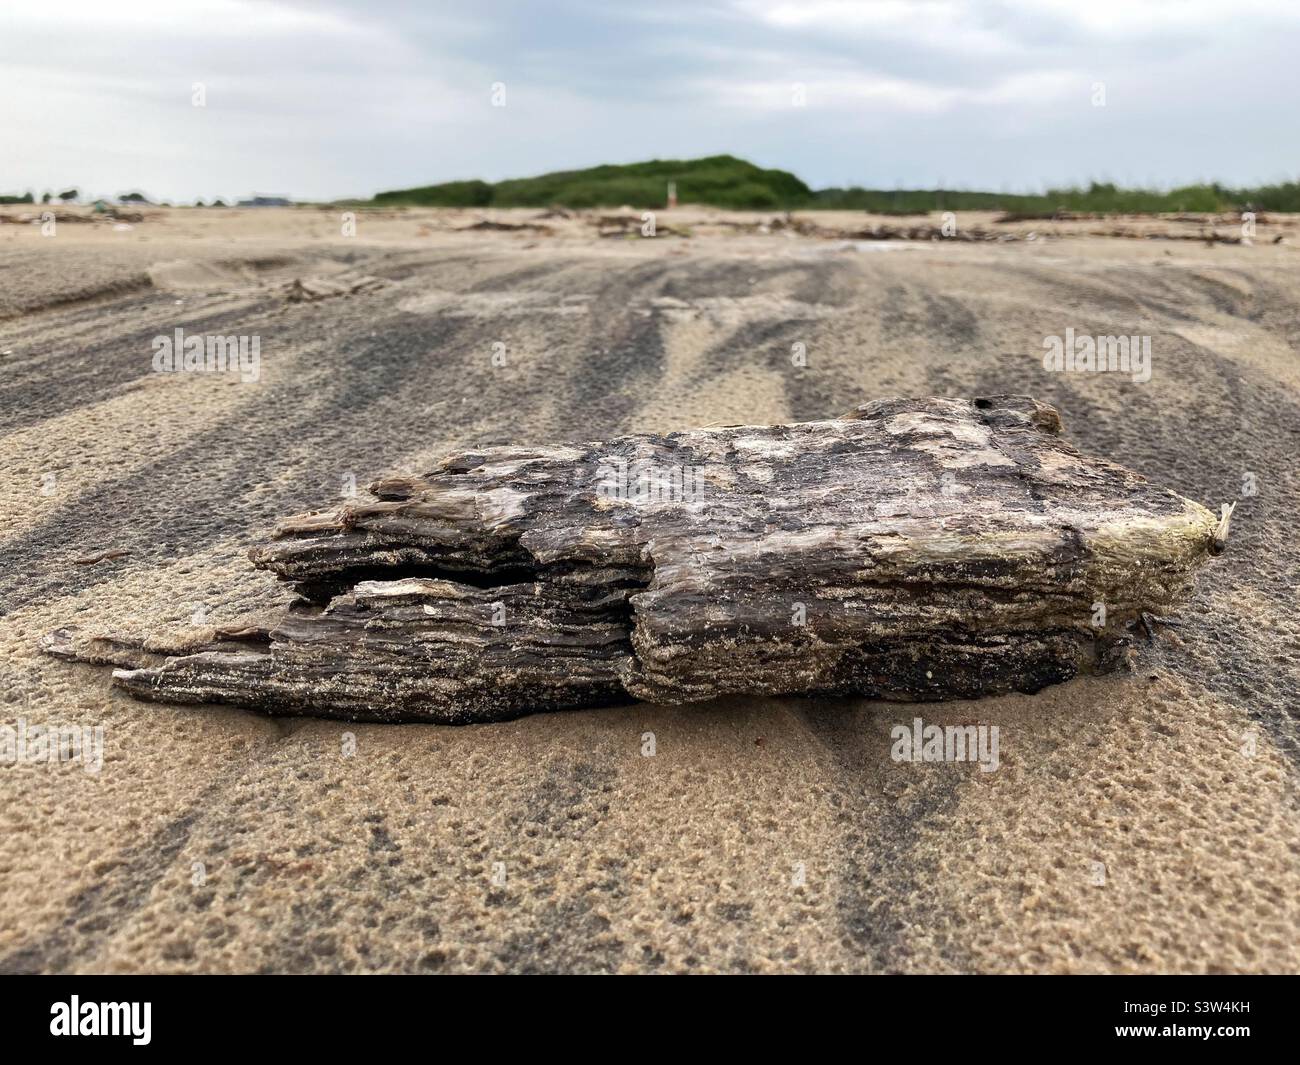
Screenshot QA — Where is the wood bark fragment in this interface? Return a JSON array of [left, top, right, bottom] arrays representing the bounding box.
[[71, 549, 131, 565], [284, 276, 386, 302], [45, 396, 1225, 723]]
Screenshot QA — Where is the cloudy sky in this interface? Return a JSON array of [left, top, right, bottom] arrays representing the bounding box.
[[3, 0, 1298, 202]]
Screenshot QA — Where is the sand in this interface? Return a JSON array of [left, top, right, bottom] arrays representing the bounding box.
[[1, 205, 1298, 973]]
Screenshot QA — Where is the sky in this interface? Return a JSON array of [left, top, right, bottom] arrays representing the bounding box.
[[3, 0, 1299, 203]]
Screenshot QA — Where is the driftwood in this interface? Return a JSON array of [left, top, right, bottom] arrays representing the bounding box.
[[45, 396, 1226, 723], [284, 276, 386, 302]]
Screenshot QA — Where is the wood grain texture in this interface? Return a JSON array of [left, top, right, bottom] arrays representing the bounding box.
[[47, 395, 1223, 723]]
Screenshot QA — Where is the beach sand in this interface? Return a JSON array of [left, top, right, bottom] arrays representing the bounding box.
[[2, 205, 1298, 973]]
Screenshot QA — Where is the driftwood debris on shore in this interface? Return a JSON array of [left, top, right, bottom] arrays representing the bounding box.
[[46, 396, 1226, 723]]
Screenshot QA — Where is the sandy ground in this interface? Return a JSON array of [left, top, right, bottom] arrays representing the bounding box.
[[1, 205, 1298, 973]]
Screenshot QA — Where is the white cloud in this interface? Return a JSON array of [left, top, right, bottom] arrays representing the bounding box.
[[0, 0, 1296, 200], [1006, 0, 1300, 34]]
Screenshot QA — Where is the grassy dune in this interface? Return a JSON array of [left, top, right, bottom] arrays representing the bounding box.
[[371, 155, 1300, 213]]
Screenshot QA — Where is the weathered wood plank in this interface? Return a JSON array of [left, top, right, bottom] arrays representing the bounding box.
[[45, 396, 1226, 723]]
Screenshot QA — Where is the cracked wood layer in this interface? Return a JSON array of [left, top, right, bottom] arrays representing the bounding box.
[[46, 395, 1224, 723]]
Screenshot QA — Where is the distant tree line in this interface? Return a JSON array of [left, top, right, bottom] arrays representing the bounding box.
[[370, 158, 1300, 213]]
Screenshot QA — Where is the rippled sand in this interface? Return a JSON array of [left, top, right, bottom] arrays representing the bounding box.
[[1, 206, 1297, 972]]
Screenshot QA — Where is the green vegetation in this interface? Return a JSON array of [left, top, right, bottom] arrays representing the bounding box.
[[1229, 180, 1300, 213], [372, 158, 1300, 214], [812, 182, 1226, 215], [374, 179, 493, 207], [21, 161, 1300, 216], [374, 155, 810, 210]]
